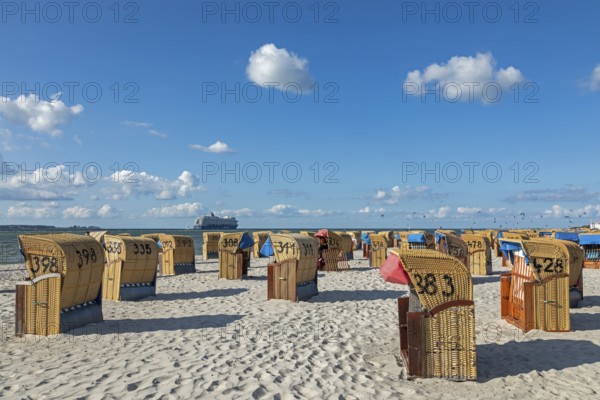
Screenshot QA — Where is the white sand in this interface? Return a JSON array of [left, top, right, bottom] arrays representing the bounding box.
[[1, 253, 600, 399]]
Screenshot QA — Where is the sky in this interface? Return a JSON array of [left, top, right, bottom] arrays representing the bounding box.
[[0, 0, 599, 229]]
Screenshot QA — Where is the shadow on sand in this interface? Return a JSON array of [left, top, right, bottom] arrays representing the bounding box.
[[308, 289, 404, 303], [143, 288, 248, 302]]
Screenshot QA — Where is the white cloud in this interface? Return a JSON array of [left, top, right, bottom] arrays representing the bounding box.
[[587, 65, 600, 91], [219, 208, 254, 217], [6, 202, 59, 219], [144, 202, 204, 218], [63, 206, 93, 219], [265, 204, 332, 217], [122, 120, 167, 138], [0, 94, 83, 137], [372, 185, 446, 204], [0, 163, 87, 201], [266, 204, 295, 216], [74, 134, 82, 146], [427, 206, 451, 219], [456, 207, 482, 215], [97, 204, 119, 218], [544, 204, 600, 218], [246, 43, 314, 91], [190, 141, 235, 154], [403, 52, 525, 102], [104, 170, 204, 200], [358, 206, 386, 214]]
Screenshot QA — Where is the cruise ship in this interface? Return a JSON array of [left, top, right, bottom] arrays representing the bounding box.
[[193, 212, 238, 230]]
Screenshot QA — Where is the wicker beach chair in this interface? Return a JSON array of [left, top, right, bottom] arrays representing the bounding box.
[[368, 233, 388, 268], [218, 232, 254, 279], [346, 231, 362, 250], [267, 234, 318, 302], [361, 231, 374, 258], [579, 233, 600, 268], [435, 231, 469, 268], [102, 235, 158, 301], [201, 232, 222, 260], [321, 231, 350, 271], [334, 231, 355, 260], [461, 234, 492, 276], [88, 230, 109, 243], [499, 238, 584, 332], [399, 231, 435, 251], [382, 249, 476, 380], [378, 230, 395, 247], [499, 232, 530, 267], [252, 231, 271, 258], [142, 234, 195, 275], [15, 234, 105, 336]]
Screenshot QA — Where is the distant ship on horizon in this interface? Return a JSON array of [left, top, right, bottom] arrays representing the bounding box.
[[193, 212, 238, 230]]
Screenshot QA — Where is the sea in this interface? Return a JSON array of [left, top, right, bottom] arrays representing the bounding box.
[[0, 227, 454, 265]]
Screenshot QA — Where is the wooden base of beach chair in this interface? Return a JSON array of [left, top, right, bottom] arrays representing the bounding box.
[[15, 274, 103, 337], [267, 261, 318, 302], [583, 261, 600, 269], [362, 244, 370, 258], [219, 252, 249, 280], [369, 249, 386, 268], [397, 296, 477, 381], [501, 254, 508, 267]]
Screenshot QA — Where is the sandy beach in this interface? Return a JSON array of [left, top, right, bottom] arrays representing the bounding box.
[[1, 253, 600, 399]]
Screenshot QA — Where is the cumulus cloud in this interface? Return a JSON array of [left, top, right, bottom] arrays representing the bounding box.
[[246, 43, 314, 91], [97, 204, 119, 218], [371, 185, 447, 204], [427, 206, 451, 219], [403, 52, 525, 103], [144, 202, 204, 218], [0, 162, 88, 201], [63, 206, 93, 219], [586, 65, 600, 91], [6, 202, 59, 219], [190, 141, 235, 154], [219, 208, 254, 217], [456, 207, 482, 215], [358, 206, 386, 214], [104, 170, 204, 200], [544, 204, 600, 218], [0, 94, 83, 137]]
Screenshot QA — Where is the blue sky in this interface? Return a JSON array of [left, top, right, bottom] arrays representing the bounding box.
[[0, 0, 599, 229]]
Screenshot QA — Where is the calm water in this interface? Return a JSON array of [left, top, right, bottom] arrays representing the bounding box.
[[0, 227, 448, 265]]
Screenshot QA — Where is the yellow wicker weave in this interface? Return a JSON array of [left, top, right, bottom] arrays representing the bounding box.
[[369, 233, 388, 267], [88, 230, 109, 243], [334, 231, 355, 258], [16, 234, 105, 336], [271, 234, 318, 283], [435, 232, 469, 268], [461, 234, 492, 275], [102, 235, 158, 301], [142, 233, 195, 275], [378, 230, 395, 247], [252, 231, 271, 258], [499, 238, 580, 332], [345, 231, 362, 250], [395, 249, 476, 381], [399, 231, 435, 251], [201, 232, 222, 260], [218, 232, 252, 279]]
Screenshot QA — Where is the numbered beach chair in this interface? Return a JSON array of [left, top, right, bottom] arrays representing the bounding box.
[[579, 233, 600, 268], [461, 234, 492, 275], [316, 230, 350, 272], [218, 232, 254, 279], [346, 231, 362, 250], [435, 231, 469, 268], [142, 233, 195, 275], [368, 233, 388, 268], [267, 234, 319, 302], [202, 232, 222, 260], [252, 231, 271, 258], [102, 235, 158, 301], [378, 231, 395, 247], [335, 231, 355, 260], [499, 232, 530, 266], [380, 249, 476, 380], [499, 238, 584, 332], [88, 230, 109, 244], [399, 231, 435, 251], [15, 234, 105, 336]]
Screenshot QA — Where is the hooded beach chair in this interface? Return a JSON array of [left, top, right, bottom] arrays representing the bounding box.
[[499, 238, 584, 332], [267, 234, 319, 302], [15, 233, 105, 336], [334, 231, 355, 260], [102, 235, 158, 301], [461, 233, 492, 275], [399, 231, 435, 251], [346, 231, 362, 250], [381, 249, 476, 380], [315, 229, 350, 272], [218, 232, 254, 279], [579, 233, 600, 268], [201, 232, 222, 260], [435, 231, 469, 268], [368, 233, 388, 268], [361, 231, 374, 258], [142, 234, 195, 275], [252, 231, 271, 258]]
